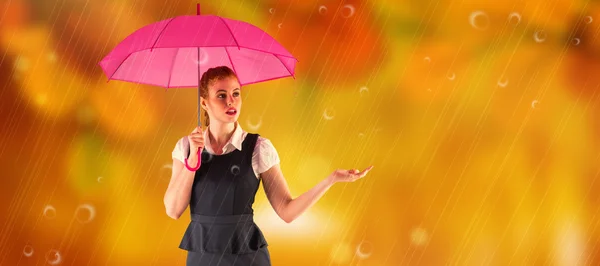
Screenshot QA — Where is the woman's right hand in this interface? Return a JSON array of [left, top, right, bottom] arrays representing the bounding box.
[[187, 126, 205, 156]]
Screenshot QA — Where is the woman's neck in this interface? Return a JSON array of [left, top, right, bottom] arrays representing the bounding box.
[[208, 121, 236, 148]]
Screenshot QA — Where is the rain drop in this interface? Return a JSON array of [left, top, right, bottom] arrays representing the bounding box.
[[447, 72, 456, 81], [355, 241, 373, 259], [585, 16, 593, 24], [318, 6, 328, 15], [97, 176, 104, 183], [508, 12, 521, 26], [43, 205, 56, 219], [341, 4, 355, 18], [533, 30, 547, 43], [201, 151, 214, 163], [572, 38, 581, 46], [531, 100, 539, 108], [323, 108, 336, 120], [469, 11, 490, 31], [231, 165, 241, 175], [497, 77, 508, 87], [23, 245, 34, 257], [424, 56, 431, 63], [269, 8, 275, 14], [246, 115, 263, 131], [358, 133, 365, 138], [278, 23, 283, 29], [74, 204, 96, 224], [359, 86, 369, 95], [45, 249, 62, 265], [191, 48, 209, 65]]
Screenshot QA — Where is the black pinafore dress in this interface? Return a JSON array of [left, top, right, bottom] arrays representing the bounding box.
[[179, 133, 271, 266]]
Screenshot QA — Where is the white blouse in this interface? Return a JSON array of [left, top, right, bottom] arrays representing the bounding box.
[[171, 122, 280, 179]]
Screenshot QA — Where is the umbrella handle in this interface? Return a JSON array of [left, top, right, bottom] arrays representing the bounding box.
[[184, 149, 202, 171]]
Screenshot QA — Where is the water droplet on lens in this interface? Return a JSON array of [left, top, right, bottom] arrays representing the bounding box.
[[191, 48, 209, 65], [323, 108, 336, 120], [23, 245, 34, 257], [572, 38, 581, 46], [497, 77, 508, 87], [75, 204, 96, 224], [97, 176, 103, 183], [318, 6, 328, 15], [585, 16, 593, 24], [469, 11, 489, 31], [43, 205, 56, 219], [341, 4, 355, 18], [359, 86, 369, 95], [246, 115, 263, 131], [447, 72, 456, 81], [531, 100, 539, 108], [533, 30, 547, 43], [508, 12, 521, 26], [355, 241, 373, 259], [269, 8, 275, 14], [45, 249, 62, 265], [231, 165, 240, 175], [201, 151, 213, 163]]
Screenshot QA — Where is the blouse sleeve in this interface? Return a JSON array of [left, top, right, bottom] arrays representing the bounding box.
[[171, 137, 188, 163], [254, 137, 280, 175]]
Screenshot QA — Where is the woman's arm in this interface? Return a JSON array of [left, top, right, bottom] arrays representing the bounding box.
[[163, 155, 198, 219], [261, 164, 373, 223]]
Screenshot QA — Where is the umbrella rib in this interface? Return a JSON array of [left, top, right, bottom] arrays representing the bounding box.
[[108, 53, 133, 81], [166, 48, 180, 88], [223, 47, 238, 76], [273, 54, 295, 79], [217, 17, 240, 48], [151, 17, 176, 51]]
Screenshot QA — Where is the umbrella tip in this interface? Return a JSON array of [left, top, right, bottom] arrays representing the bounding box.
[[197, 3, 200, 15]]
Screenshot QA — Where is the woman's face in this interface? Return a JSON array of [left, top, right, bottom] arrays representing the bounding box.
[[202, 76, 242, 124]]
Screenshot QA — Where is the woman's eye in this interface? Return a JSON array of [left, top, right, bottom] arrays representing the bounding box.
[[234, 92, 240, 96]]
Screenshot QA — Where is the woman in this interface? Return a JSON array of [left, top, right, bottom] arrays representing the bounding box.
[[164, 66, 373, 266]]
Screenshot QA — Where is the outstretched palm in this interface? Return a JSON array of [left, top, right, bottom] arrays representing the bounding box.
[[330, 165, 374, 183]]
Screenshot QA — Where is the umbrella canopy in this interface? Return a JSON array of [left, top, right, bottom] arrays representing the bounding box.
[[99, 12, 297, 87]]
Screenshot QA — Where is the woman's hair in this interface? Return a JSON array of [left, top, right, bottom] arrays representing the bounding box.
[[199, 66, 239, 127]]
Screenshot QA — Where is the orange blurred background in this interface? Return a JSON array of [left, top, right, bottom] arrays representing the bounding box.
[[1, 0, 600, 265]]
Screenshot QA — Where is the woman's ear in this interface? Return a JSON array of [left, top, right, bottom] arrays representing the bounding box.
[[200, 97, 208, 111]]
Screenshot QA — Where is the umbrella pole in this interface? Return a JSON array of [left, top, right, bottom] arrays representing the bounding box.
[[183, 45, 203, 172], [197, 46, 201, 129]]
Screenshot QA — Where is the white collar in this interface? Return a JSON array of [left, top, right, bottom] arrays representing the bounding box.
[[203, 121, 244, 153]]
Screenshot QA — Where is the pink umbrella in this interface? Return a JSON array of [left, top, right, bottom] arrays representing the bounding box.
[[99, 4, 298, 171]]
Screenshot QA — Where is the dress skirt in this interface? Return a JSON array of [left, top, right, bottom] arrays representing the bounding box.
[[180, 214, 271, 266]]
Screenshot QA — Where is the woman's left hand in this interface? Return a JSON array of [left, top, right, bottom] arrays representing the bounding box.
[[329, 165, 374, 183]]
